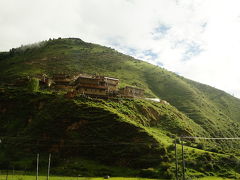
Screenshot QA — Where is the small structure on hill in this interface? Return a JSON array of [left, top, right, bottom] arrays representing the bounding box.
[[37, 74, 54, 87], [52, 74, 75, 90], [145, 98, 169, 104], [75, 75, 119, 96], [145, 98, 160, 102], [119, 86, 144, 98]]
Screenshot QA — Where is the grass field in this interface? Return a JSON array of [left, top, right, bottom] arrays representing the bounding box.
[[0, 175, 160, 180], [0, 175, 235, 180], [194, 177, 234, 180]]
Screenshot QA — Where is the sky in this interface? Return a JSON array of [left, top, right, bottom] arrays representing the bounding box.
[[1, 0, 240, 98]]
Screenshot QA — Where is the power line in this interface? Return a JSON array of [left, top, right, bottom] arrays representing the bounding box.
[[0, 136, 161, 145], [180, 136, 240, 140]]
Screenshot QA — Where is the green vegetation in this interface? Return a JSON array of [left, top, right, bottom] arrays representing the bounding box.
[[0, 90, 180, 178], [0, 174, 160, 180], [194, 177, 234, 180], [0, 38, 240, 179], [0, 89, 239, 179], [27, 78, 39, 92]]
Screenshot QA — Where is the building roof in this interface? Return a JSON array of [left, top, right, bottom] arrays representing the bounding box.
[[125, 86, 144, 91], [103, 76, 119, 81], [77, 75, 119, 81]]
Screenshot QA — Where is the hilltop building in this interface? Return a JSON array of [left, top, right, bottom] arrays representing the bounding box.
[[32, 73, 145, 98], [51, 74, 76, 90], [119, 86, 144, 98], [75, 75, 119, 96]]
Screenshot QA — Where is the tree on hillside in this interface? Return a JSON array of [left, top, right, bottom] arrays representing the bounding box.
[[27, 78, 39, 92]]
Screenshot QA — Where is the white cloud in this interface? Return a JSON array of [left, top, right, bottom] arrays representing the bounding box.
[[0, 0, 240, 98]]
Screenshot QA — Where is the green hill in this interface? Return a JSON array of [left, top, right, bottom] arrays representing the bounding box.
[[0, 38, 240, 179]]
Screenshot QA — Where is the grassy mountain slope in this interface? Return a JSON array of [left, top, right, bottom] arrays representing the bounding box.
[[0, 89, 239, 178], [0, 89, 202, 178], [1, 38, 240, 178], [1, 38, 240, 140]]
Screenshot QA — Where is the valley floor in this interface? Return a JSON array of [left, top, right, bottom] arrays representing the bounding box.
[[0, 175, 235, 180], [0, 175, 161, 180]]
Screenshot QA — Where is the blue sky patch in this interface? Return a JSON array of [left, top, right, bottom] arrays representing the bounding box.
[[127, 47, 138, 56], [182, 42, 203, 61], [155, 24, 171, 34], [143, 49, 158, 59], [152, 24, 171, 40], [156, 61, 163, 67]]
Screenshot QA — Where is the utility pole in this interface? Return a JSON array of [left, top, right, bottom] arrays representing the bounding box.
[[36, 154, 39, 180], [175, 140, 179, 180], [47, 153, 51, 180], [181, 140, 185, 180], [6, 169, 8, 180], [12, 167, 14, 180]]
